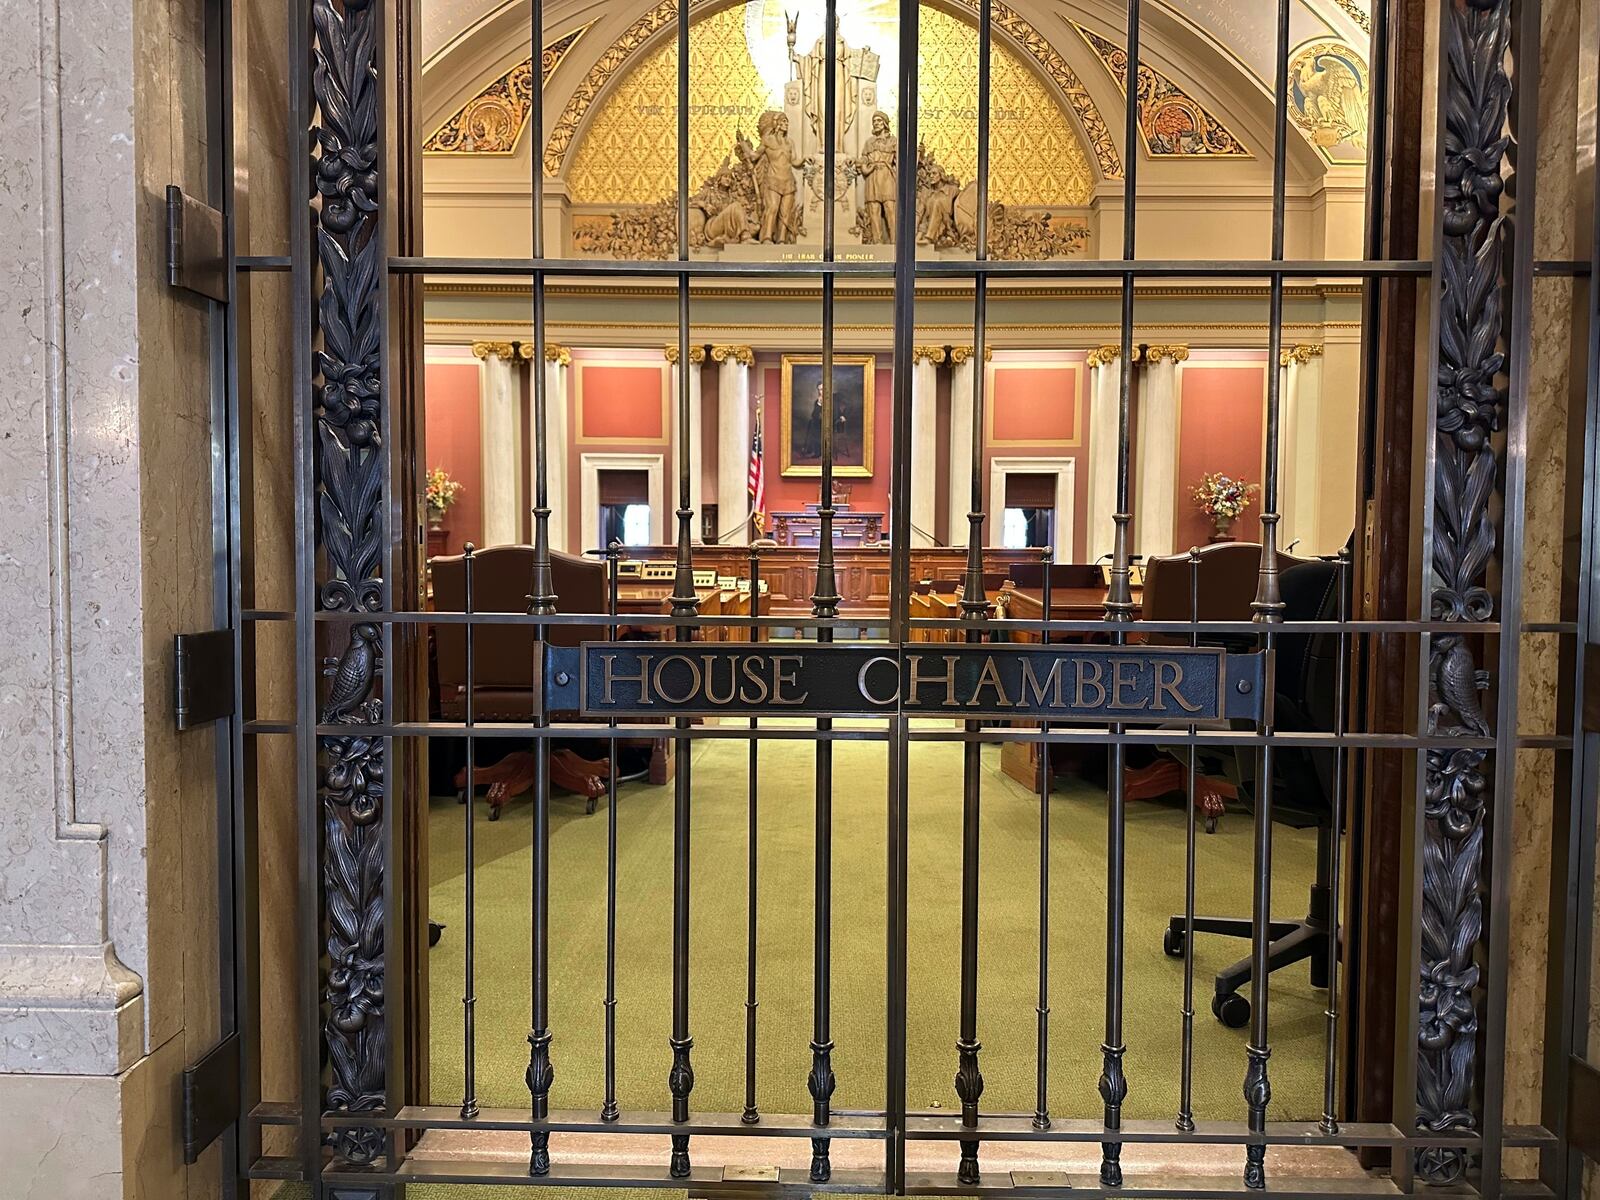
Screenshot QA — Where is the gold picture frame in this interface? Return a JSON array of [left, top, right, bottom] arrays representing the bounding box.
[[779, 354, 875, 478]]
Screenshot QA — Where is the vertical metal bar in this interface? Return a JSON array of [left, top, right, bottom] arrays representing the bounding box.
[[213, 0, 258, 1178], [1242, 0, 1293, 1187], [288, 0, 320, 1176], [953, 4, 993, 1186], [1177, 546, 1201, 1133], [526, 0, 556, 1179], [461, 545, 480, 1120], [1480, 0, 1540, 1190], [602, 539, 621, 1124], [1321, 548, 1351, 1134], [666, 0, 696, 1176], [1099, 0, 1140, 1186], [808, 2, 840, 1182], [886, 0, 920, 1189], [1033, 550, 1053, 1132], [743, 544, 762, 1127]]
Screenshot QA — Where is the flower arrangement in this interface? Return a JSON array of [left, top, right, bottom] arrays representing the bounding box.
[[1191, 472, 1258, 539], [424, 467, 463, 525]]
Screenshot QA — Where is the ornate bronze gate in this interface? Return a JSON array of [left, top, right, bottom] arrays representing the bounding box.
[[201, 0, 1600, 1196]]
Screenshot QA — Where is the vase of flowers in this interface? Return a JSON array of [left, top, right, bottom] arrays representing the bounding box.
[[1191, 472, 1258, 542], [424, 467, 463, 530]]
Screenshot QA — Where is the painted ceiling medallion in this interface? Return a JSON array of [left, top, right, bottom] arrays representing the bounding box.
[[1071, 22, 1250, 158], [424, 25, 589, 155], [1288, 41, 1369, 164]]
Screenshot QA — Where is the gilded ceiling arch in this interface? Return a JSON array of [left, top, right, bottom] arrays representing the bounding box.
[[544, 0, 1127, 192]]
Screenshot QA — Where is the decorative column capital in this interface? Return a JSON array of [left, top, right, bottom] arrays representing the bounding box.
[[710, 343, 755, 366], [948, 345, 992, 364], [472, 339, 516, 360], [1144, 344, 1190, 364], [664, 344, 707, 365], [1085, 344, 1121, 367], [1279, 343, 1323, 367], [912, 345, 947, 365], [544, 343, 572, 366]]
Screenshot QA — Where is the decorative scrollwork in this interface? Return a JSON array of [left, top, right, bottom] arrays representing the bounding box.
[[1416, 0, 1513, 1184], [312, 0, 386, 1167]]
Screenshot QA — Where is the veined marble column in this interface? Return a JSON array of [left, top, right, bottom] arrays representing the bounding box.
[[712, 345, 754, 543], [947, 346, 988, 546], [666, 344, 706, 541], [1134, 345, 1187, 559], [541, 344, 572, 553], [475, 341, 526, 546], [911, 346, 946, 546], [1085, 345, 1127, 563], [1280, 344, 1323, 555]]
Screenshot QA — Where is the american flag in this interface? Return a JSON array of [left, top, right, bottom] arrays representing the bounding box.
[[747, 419, 765, 518]]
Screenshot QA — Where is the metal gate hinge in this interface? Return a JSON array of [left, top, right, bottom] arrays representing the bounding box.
[[181, 1032, 240, 1164], [174, 629, 235, 730], [165, 185, 227, 302]]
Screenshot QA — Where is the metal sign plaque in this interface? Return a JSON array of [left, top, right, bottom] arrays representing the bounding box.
[[544, 643, 1263, 723]]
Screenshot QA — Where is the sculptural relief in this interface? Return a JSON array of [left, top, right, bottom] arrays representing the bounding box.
[[740, 110, 810, 243], [850, 111, 897, 243]]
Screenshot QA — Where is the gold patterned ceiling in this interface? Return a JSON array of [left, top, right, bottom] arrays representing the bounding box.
[[565, 1, 1096, 208]]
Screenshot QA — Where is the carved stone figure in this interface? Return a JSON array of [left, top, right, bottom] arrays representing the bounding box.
[[850, 111, 897, 243], [689, 160, 753, 249], [914, 146, 961, 247], [741, 110, 804, 243]]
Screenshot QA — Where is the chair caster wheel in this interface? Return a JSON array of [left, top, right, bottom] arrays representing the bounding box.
[[488, 805, 502, 822], [1212, 991, 1250, 1028], [457, 790, 468, 805], [1162, 927, 1186, 958], [428, 921, 445, 948]]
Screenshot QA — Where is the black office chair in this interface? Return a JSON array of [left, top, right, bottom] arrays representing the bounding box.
[[1162, 554, 1345, 1027]]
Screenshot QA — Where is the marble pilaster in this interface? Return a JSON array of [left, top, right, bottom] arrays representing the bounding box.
[[712, 345, 754, 544], [1134, 345, 1185, 559], [475, 341, 526, 546], [0, 0, 223, 1192], [542, 344, 571, 553], [1085, 345, 1125, 562], [666, 344, 706, 541], [911, 346, 945, 547]]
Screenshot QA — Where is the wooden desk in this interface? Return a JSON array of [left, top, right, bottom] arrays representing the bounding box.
[[993, 583, 1140, 792], [615, 545, 1046, 622]]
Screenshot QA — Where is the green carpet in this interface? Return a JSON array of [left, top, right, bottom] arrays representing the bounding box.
[[273, 741, 1323, 1199], [423, 736, 1327, 1125]]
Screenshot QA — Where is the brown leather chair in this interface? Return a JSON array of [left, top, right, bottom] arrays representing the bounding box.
[[1124, 542, 1311, 830], [431, 545, 607, 720], [1140, 542, 1308, 648], [431, 546, 612, 814]]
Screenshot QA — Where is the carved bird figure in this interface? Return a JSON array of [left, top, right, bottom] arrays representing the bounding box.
[[1432, 634, 1490, 736], [1296, 54, 1367, 149], [322, 622, 380, 722]]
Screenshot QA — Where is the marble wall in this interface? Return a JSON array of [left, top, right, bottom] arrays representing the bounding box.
[[0, 0, 223, 1193]]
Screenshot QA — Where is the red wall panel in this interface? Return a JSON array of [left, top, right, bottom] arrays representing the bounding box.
[[982, 356, 1088, 558], [575, 363, 668, 442], [423, 359, 482, 553], [1174, 358, 1268, 550]]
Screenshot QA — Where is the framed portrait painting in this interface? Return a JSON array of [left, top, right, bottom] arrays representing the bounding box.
[[779, 354, 875, 477]]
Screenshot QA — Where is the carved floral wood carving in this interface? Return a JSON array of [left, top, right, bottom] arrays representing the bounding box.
[[1416, 0, 1514, 1183], [312, 0, 386, 1167]]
